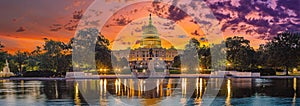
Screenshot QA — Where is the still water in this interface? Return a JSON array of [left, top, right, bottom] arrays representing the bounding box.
[[0, 78, 299, 106]]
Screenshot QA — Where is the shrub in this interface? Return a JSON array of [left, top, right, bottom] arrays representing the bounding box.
[[22, 71, 55, 77]]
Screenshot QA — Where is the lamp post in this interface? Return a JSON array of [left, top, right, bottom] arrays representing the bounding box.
[[227, 63, 231, 71]]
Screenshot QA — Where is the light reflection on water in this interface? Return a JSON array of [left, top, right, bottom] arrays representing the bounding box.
[[226, 79, 231, 106], [0, 78, 299, 105]]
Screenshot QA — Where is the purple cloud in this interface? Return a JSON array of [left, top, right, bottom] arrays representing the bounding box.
[[205, 0, 300, 39], [150, 1, 188, 22]]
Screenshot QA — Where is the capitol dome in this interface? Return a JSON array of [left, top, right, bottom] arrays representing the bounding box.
[[140, 14, 162, 48], [143, 24, 157, 34], [142, 14, 158, 35]]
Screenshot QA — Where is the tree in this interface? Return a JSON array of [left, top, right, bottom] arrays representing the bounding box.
[[264, 32, 300, 75], [254, 44, 269, 68], [72, 28, 113, 72], [225, 36, 255, 70], [181, 38, 200, 73], [172, 55, 181, 68], [185, 38, 200, 50], [118, 57, 129, 68], [0, 42, 8, 70], [198, 45, 211, 69], [95, 34, 113, 69], [7, 55, 19, 74], [26, 46, 42, 71], [13, 50, 29, 73], [210, 43, 227, 71], [40, 39, 71, 73]]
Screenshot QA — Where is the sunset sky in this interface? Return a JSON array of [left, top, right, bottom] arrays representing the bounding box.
[[0, 0, 299, 53]]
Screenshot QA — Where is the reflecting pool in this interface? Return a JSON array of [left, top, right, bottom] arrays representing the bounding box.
[[0, 78, 299, 106]]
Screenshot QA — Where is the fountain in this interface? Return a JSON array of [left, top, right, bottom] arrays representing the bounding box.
[[0, 60, 14, 77], [132, 48, 169, 78], [147, 57, 169, 77]]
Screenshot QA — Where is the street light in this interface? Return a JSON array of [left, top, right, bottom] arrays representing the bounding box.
[[227, 63, 232, 71], [293, 68, 298, 74]]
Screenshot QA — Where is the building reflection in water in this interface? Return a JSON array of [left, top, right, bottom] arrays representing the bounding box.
[[194, 78, 204, 104], [182, 78, 187, 97], [293, 78, 297, 106], [0, 78, 299, 105], [0, 80, 45, 105], [166, 79, 172, 96], [74, 78, 209, 105], [74, 82, 80, 105], [73, 77, 300, 105], [226, 79, 231, 106], [180, 78, 187, 105]]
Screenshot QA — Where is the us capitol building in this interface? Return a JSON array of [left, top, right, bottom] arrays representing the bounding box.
[[113, 14, 179, 69]]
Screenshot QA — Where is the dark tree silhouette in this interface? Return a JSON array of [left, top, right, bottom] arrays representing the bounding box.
[[264, 32, 300, 75]]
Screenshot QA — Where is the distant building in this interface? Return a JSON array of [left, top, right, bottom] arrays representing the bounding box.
[[113, 14, 180, 69]]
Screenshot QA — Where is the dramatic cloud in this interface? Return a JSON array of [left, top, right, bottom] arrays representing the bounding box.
[[160, 21, 176, 30], [149, 1, 188, 22], [73, 10, 83, 19], [191, 30, 200, 36], [16, 27, 25, 32], [164, 26, 175, 30], [64, 0, 90, 10], [49, 10, 83, 32], [113, 16, 132, 26], [205, 0, 300, 39], [130, 21, 146, 26], [12, 17, 24, 23], [134, 27, 142, 32], [2, 0, 299, 52], [177, 35, 187, 38], [121, 41, 131, 45]]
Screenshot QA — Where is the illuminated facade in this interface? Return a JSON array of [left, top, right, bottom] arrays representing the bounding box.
[[129, 14, 178, 69], [113, 14, 178, 69]]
